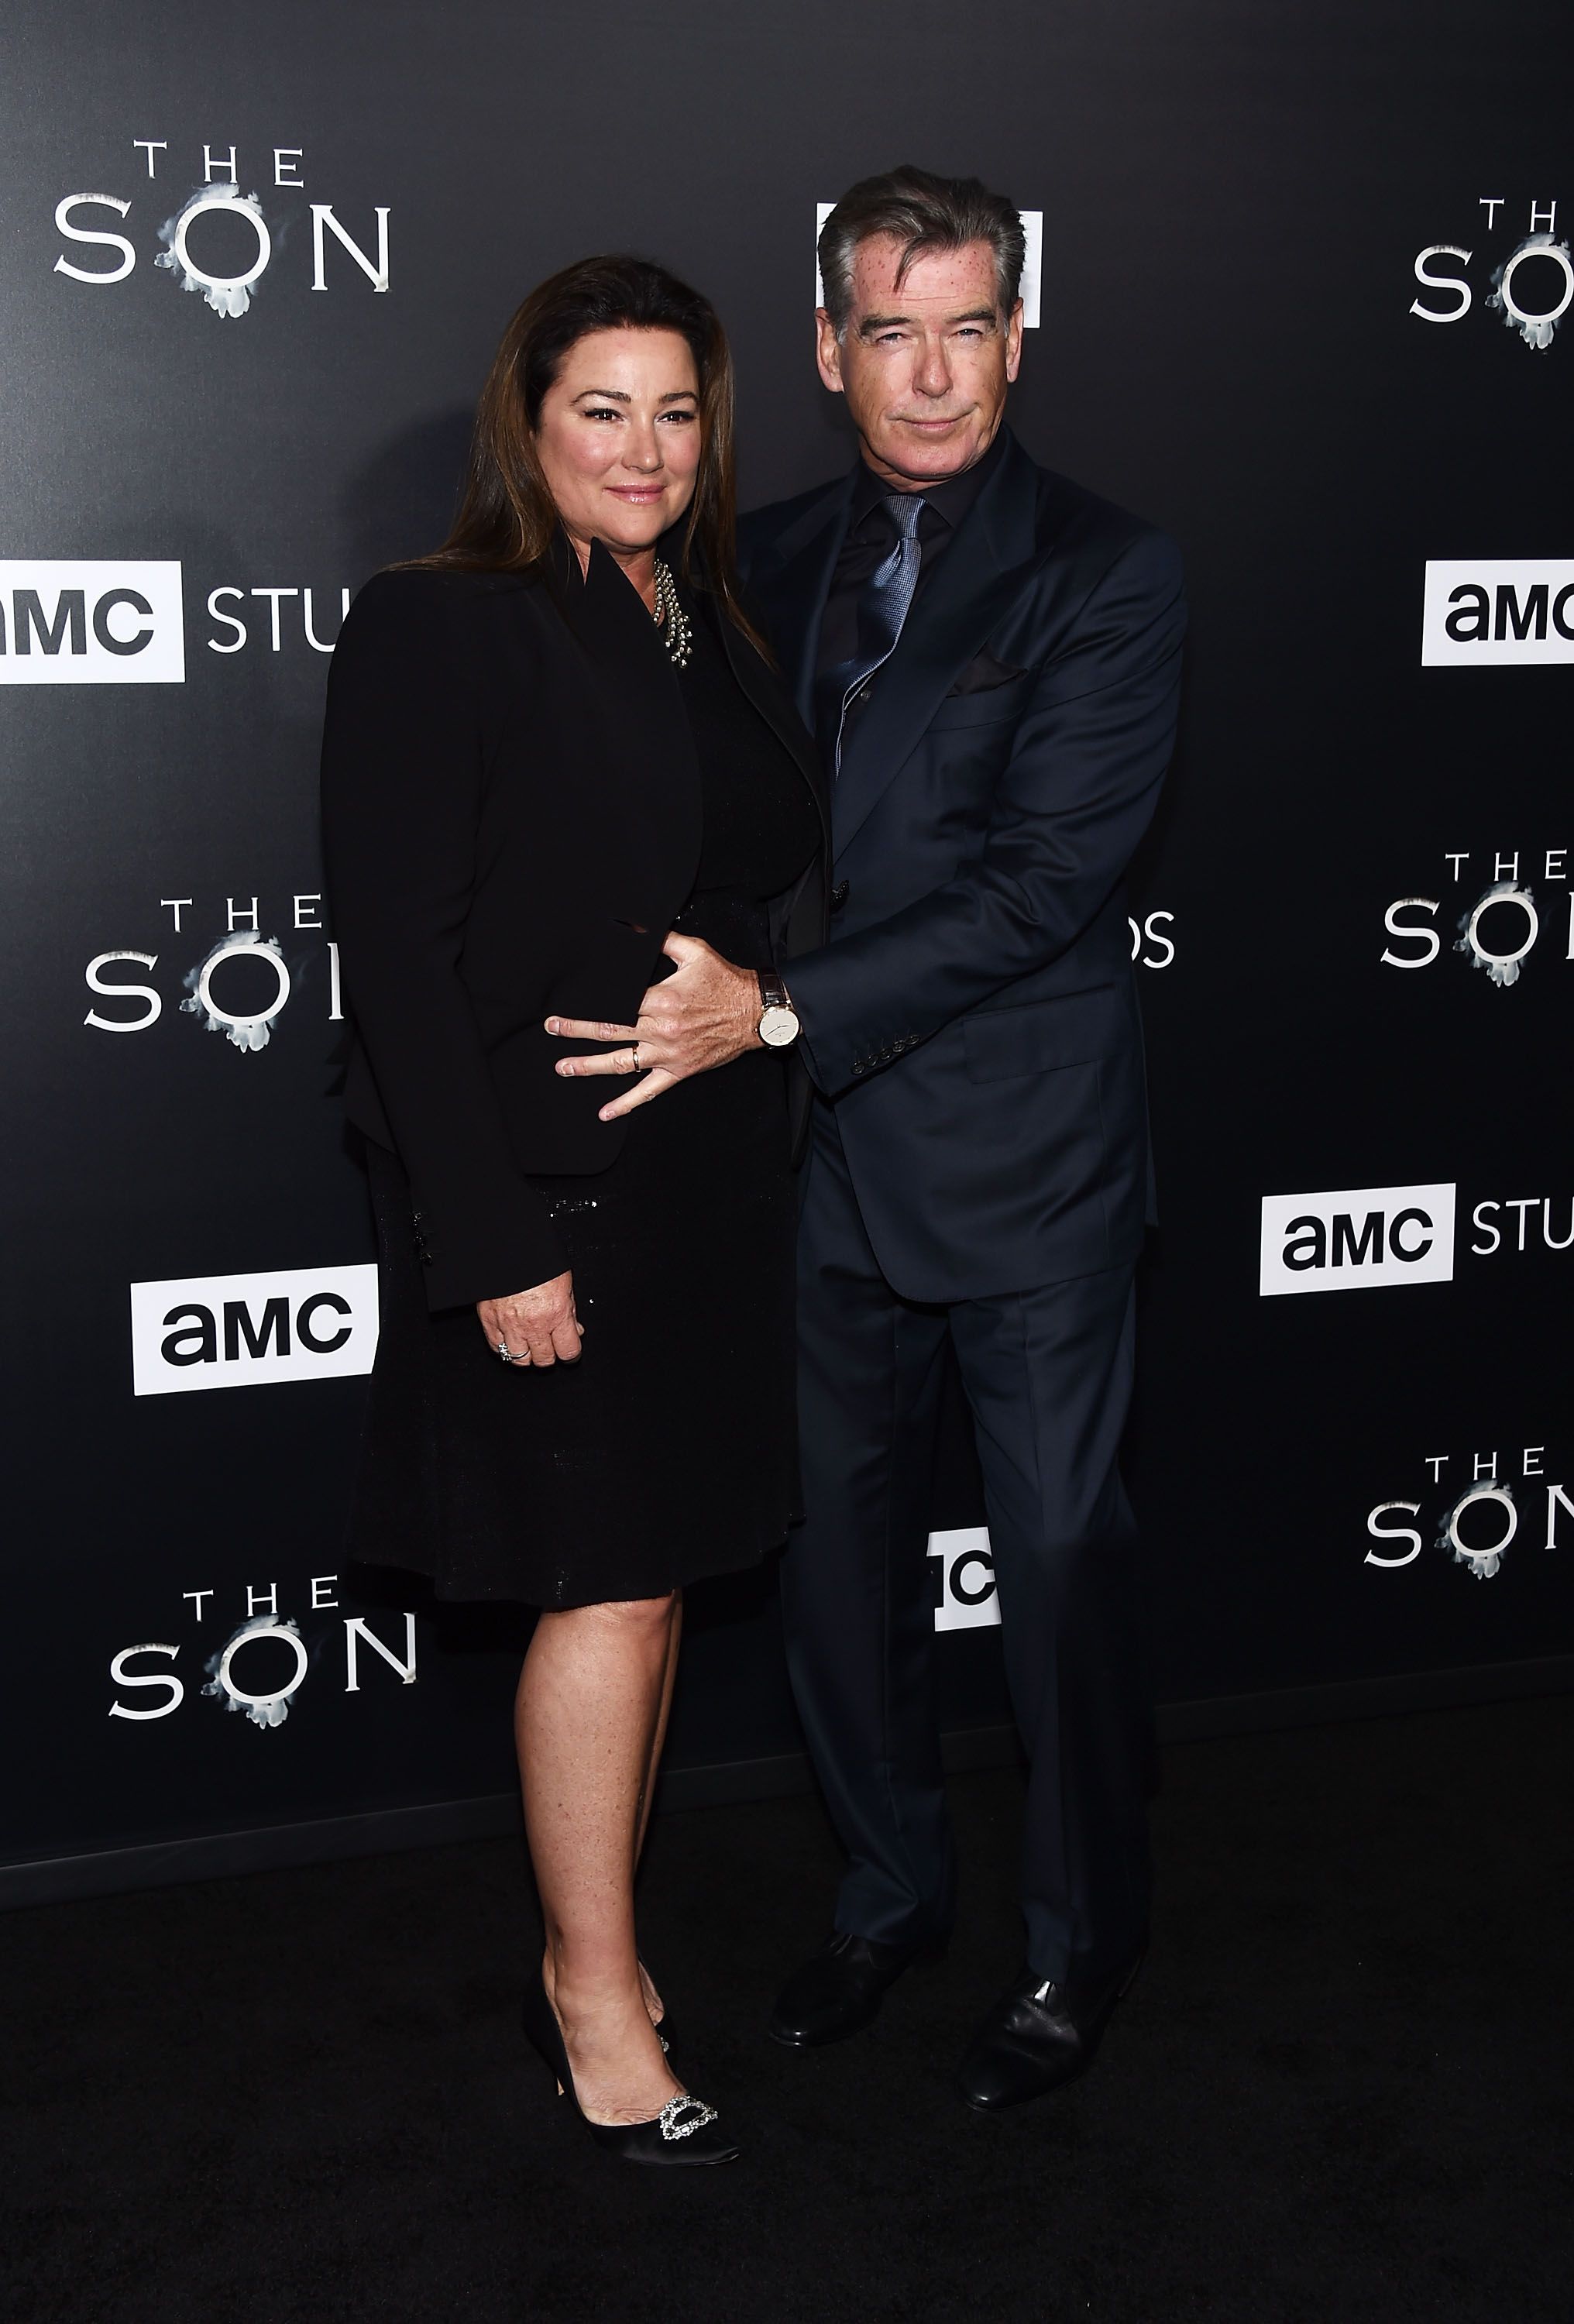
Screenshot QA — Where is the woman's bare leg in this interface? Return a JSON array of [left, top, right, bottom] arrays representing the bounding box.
[[634, 1593, 682, 2026], [637, 1590, 682, 1861], [517, 1592, 683, 2125]]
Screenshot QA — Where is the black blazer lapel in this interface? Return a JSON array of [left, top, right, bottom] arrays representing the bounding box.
[[751, 473, 854, 727], [831, 432, 1053, 856], [556, 536, 703, 930], [715, 607, 830, 852]]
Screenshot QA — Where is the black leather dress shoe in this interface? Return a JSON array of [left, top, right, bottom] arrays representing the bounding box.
[[957, 1955, 1143, 2110], [768, 1929, 938, 2048]]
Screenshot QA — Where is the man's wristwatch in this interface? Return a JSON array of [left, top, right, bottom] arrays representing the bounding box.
[[756, 965, 801, 1049]]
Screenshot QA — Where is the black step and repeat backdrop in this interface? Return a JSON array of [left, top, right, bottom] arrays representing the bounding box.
[[3, 0, 1569, 1893]]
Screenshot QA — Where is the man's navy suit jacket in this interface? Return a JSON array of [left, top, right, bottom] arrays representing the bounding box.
[[740, 427, 1185, 1306]]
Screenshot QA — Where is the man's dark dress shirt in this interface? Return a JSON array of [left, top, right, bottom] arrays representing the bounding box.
[[813, 427, 1005, 707]]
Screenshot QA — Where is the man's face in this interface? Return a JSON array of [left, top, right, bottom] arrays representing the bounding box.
[[816, 234, 1022, 487]]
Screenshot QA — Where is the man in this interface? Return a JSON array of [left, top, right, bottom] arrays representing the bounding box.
[[552, 166, 1184, 2108]]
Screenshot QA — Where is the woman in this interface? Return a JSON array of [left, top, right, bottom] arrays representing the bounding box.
[[321, 255, 826, 2165]]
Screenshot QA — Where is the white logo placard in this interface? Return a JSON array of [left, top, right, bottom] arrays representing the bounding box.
[[1260, 1185, 1457, 1297], [0, 561, 184, 684], [130, 1263, 378, 1394], [928, 1527, 1001, 1631], [1421, 560, 1574, 666]]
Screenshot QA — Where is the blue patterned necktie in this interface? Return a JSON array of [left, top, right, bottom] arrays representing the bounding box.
[[820, 492, 926, 778]]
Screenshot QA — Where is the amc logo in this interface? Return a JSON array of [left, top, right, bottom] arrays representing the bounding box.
[[1421, 560, 1574, 667], [1260, 1184, 1457, 1298], [927, 1527, 1000, 1633], [0, 561, 184, 684], [129, 1263, 378, 1396]]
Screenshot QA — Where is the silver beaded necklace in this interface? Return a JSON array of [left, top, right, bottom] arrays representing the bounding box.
[[651, 555, 693, 669]]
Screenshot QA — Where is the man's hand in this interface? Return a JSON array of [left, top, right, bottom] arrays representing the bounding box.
[[545, 933, 760, 1121], [476, 1270, 583, 1367]]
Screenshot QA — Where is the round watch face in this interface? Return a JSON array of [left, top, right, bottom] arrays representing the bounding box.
[[758, 1004, 800, 1049]]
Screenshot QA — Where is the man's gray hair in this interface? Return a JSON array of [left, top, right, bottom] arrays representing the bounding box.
[[818, 164, 1026, 338]]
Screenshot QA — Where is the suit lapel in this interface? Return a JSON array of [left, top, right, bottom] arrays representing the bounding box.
[[753, 472, 854, 727], [715, 606, 830, 850], [554, 535, 702, 919], [832, 431, 1052, 855]]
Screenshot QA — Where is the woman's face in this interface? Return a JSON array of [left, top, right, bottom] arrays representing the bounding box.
[[533, 326, 702, 563]]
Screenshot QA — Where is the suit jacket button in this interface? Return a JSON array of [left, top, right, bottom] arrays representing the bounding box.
[[830, 881, 850, 912]]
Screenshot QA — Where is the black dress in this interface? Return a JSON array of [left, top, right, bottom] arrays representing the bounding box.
[[352, 586, 820, 1608]]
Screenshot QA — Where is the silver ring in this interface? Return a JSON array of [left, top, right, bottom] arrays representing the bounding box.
[[497, 1340, 514, 1362]]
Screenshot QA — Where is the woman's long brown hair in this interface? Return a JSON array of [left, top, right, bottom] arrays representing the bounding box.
[[414, 253, 767, 655]]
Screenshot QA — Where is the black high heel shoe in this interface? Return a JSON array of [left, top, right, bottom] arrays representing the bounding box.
[[521, 1969, 739, 2167]]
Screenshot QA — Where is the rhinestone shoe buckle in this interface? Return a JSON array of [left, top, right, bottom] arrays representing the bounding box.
[[658, 2094, 718, 2142]]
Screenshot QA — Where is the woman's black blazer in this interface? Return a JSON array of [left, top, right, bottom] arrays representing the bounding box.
[[319, 540, 828, 1312]]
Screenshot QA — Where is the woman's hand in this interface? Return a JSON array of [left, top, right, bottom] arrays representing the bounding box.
[[476, 1272, 583, 1367], [546, 933, 759, 1121]]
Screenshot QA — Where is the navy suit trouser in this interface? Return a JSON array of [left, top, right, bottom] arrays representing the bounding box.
[[782, 1098, 1152, 1989]]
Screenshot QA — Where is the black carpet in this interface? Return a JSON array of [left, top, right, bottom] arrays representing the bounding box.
[[5, 1695, 1571, 2323]]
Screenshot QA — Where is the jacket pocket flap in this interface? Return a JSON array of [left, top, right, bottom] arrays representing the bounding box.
[[947, 650, 1028, 696], [962, 983, 1126, 1081], [927, 677, 1029, 732]]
